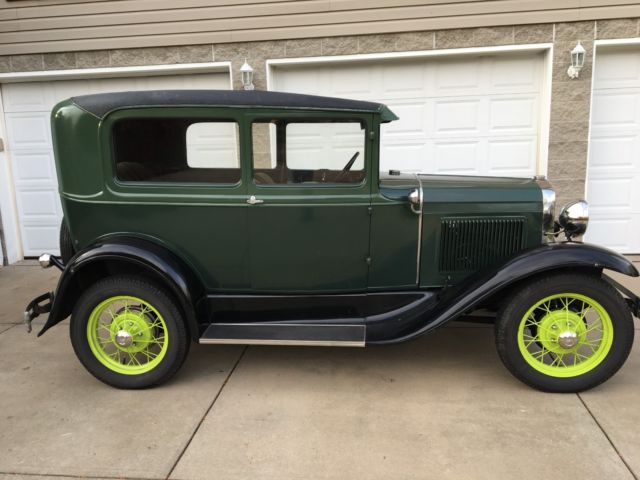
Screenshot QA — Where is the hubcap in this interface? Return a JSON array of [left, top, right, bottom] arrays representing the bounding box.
[[115, 330, 133, 347], [537, 309, 586, 354], [558, 331, 579, 349]]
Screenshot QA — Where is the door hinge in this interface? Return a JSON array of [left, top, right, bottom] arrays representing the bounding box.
[[367, 206, 372, 215], [366, 256, 372, 266], [369, 130, 375, 141]]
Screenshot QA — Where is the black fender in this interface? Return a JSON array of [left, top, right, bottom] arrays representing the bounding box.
[[38, 236, 205, 341], [366, 242, 639, 344]]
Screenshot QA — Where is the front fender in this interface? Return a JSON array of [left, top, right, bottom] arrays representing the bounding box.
[[38, 236, 205, 340], [367, 242, 638, 344]]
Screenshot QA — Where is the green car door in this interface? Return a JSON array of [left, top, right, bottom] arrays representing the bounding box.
[[245, 112, 373, 293]]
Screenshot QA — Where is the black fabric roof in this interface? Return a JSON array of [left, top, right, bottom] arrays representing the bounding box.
[[70, 90, 398, 121]]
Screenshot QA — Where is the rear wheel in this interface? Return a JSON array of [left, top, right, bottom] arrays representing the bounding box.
[[70, 276, 190, 389], [495, 273, 634, 392]]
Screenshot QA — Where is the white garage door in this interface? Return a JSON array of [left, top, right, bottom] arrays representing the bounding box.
[[270, 52, 545, 176], [2, 72, 230, 257], [586, 47, 640, 253]]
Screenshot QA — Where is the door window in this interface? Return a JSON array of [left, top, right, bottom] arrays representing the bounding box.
[[251, 120, 366, 185]]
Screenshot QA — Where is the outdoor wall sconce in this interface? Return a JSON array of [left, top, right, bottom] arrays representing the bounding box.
[[240, 60, 255, 90], [567, 41, 586, 79]]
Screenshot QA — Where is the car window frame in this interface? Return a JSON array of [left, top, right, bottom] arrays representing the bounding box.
[[100, 107, 247, 199], [246, 110, 372, 194]]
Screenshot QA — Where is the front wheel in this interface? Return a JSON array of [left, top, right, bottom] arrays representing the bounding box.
[[70, 276, 190, 389], [496, 273, 634, 392]]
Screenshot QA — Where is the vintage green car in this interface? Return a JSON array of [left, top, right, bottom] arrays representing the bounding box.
[[25, 90, 639, 391]]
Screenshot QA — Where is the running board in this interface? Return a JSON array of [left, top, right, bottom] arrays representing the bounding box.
[[199, 323, 365, 347]]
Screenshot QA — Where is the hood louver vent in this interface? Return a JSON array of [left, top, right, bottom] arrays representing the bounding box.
[[439, 217, 526, 273]]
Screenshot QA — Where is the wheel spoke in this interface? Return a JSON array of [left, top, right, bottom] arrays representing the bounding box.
[[141, 349, 158, 361]]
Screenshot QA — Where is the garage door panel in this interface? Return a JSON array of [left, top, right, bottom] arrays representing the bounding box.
[[487, 139, 536, 176], [47, 80, 92, 109], [594, 50, 640, 89], [5, 113, 51, 149], [589, 135, 638, 170], [381, 63, 424, 95], [586, 217, 633, 251], [381, 102, 426, 137], [488, 56, 541, 92], [588, 177, 635, 212], [434, 99, 480, 133], [434, 141, 480, 174], [489, 97, 537, 133], [2, 71, 230, 257], [380, 143, 425, 173], [592, 92, 638, 127], [3, 84, 49, 112], [434, 61, 482, 95], [329, 67, 373, 97], [17, 189, 60, 218], [21, 225, 60, 256], [12, 152, 56, 183]]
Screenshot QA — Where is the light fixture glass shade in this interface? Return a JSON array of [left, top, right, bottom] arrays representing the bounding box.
[[571, 41, 586, 69], [240, 60, 254, 90]]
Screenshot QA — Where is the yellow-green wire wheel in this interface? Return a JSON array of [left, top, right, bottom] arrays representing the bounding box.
[[495, 273, 634, 393], [86, 295, 169, 375], [516, 293, 613, 377], [70, 276, 190, 389]]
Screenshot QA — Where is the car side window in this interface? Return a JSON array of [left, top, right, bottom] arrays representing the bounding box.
[[112, 118, 241, 184], [252, 120, 366, 185]]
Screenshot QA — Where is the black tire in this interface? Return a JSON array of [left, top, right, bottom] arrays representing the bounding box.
[[70, 275, 190, 389], [59, 218, 75, 264], [495, 272, 634, 393]]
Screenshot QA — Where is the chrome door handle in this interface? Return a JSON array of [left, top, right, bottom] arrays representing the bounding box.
[[247, 195, 264, 205]]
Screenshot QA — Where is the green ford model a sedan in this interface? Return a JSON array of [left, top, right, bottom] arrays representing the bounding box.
[[24, 90, 639, 391]]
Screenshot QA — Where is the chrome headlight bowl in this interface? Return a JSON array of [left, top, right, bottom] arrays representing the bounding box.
[[558, 200, 589, 239]]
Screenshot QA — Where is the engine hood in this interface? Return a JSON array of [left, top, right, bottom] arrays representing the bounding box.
[[379, 172, 541, 206]]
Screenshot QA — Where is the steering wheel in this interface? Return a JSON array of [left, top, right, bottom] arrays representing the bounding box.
[[342, 151, 360, 172], [335, 151, 360, 182]]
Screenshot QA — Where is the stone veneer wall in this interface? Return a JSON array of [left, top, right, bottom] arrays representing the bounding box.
[[2, 19, 639, 205]]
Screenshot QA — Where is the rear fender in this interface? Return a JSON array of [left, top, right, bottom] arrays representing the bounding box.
[[367, 242, 638, 344], [38, 236, 205, 341]]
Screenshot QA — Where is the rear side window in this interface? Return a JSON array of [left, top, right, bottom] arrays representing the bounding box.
[[252, 119, 366, 185], [112, 118, 240, 184]]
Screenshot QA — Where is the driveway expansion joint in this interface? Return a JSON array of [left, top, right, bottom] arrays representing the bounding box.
[[0, 323, 18, 335], [577, 393, 639, 480], [165, 345, 249, 480]]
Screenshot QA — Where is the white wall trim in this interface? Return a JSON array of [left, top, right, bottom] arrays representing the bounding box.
[[266, 44, 554, 177], [595, 38, 640, 47], [0, 92, 23, 264], [537, 44, 553, 178], [266, 44, 554, 75], [0, 61, 233, 84], [584, 40, 600, 202]]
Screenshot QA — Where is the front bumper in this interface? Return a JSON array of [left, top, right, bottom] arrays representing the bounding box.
[[23, 292, 53, 333]]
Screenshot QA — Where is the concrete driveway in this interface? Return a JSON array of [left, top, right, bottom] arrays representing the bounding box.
[[0, 264, 639, 480]]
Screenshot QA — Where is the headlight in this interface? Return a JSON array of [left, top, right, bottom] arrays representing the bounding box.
[[558, 200, 589, 239], [535, 176, 556, 234]]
